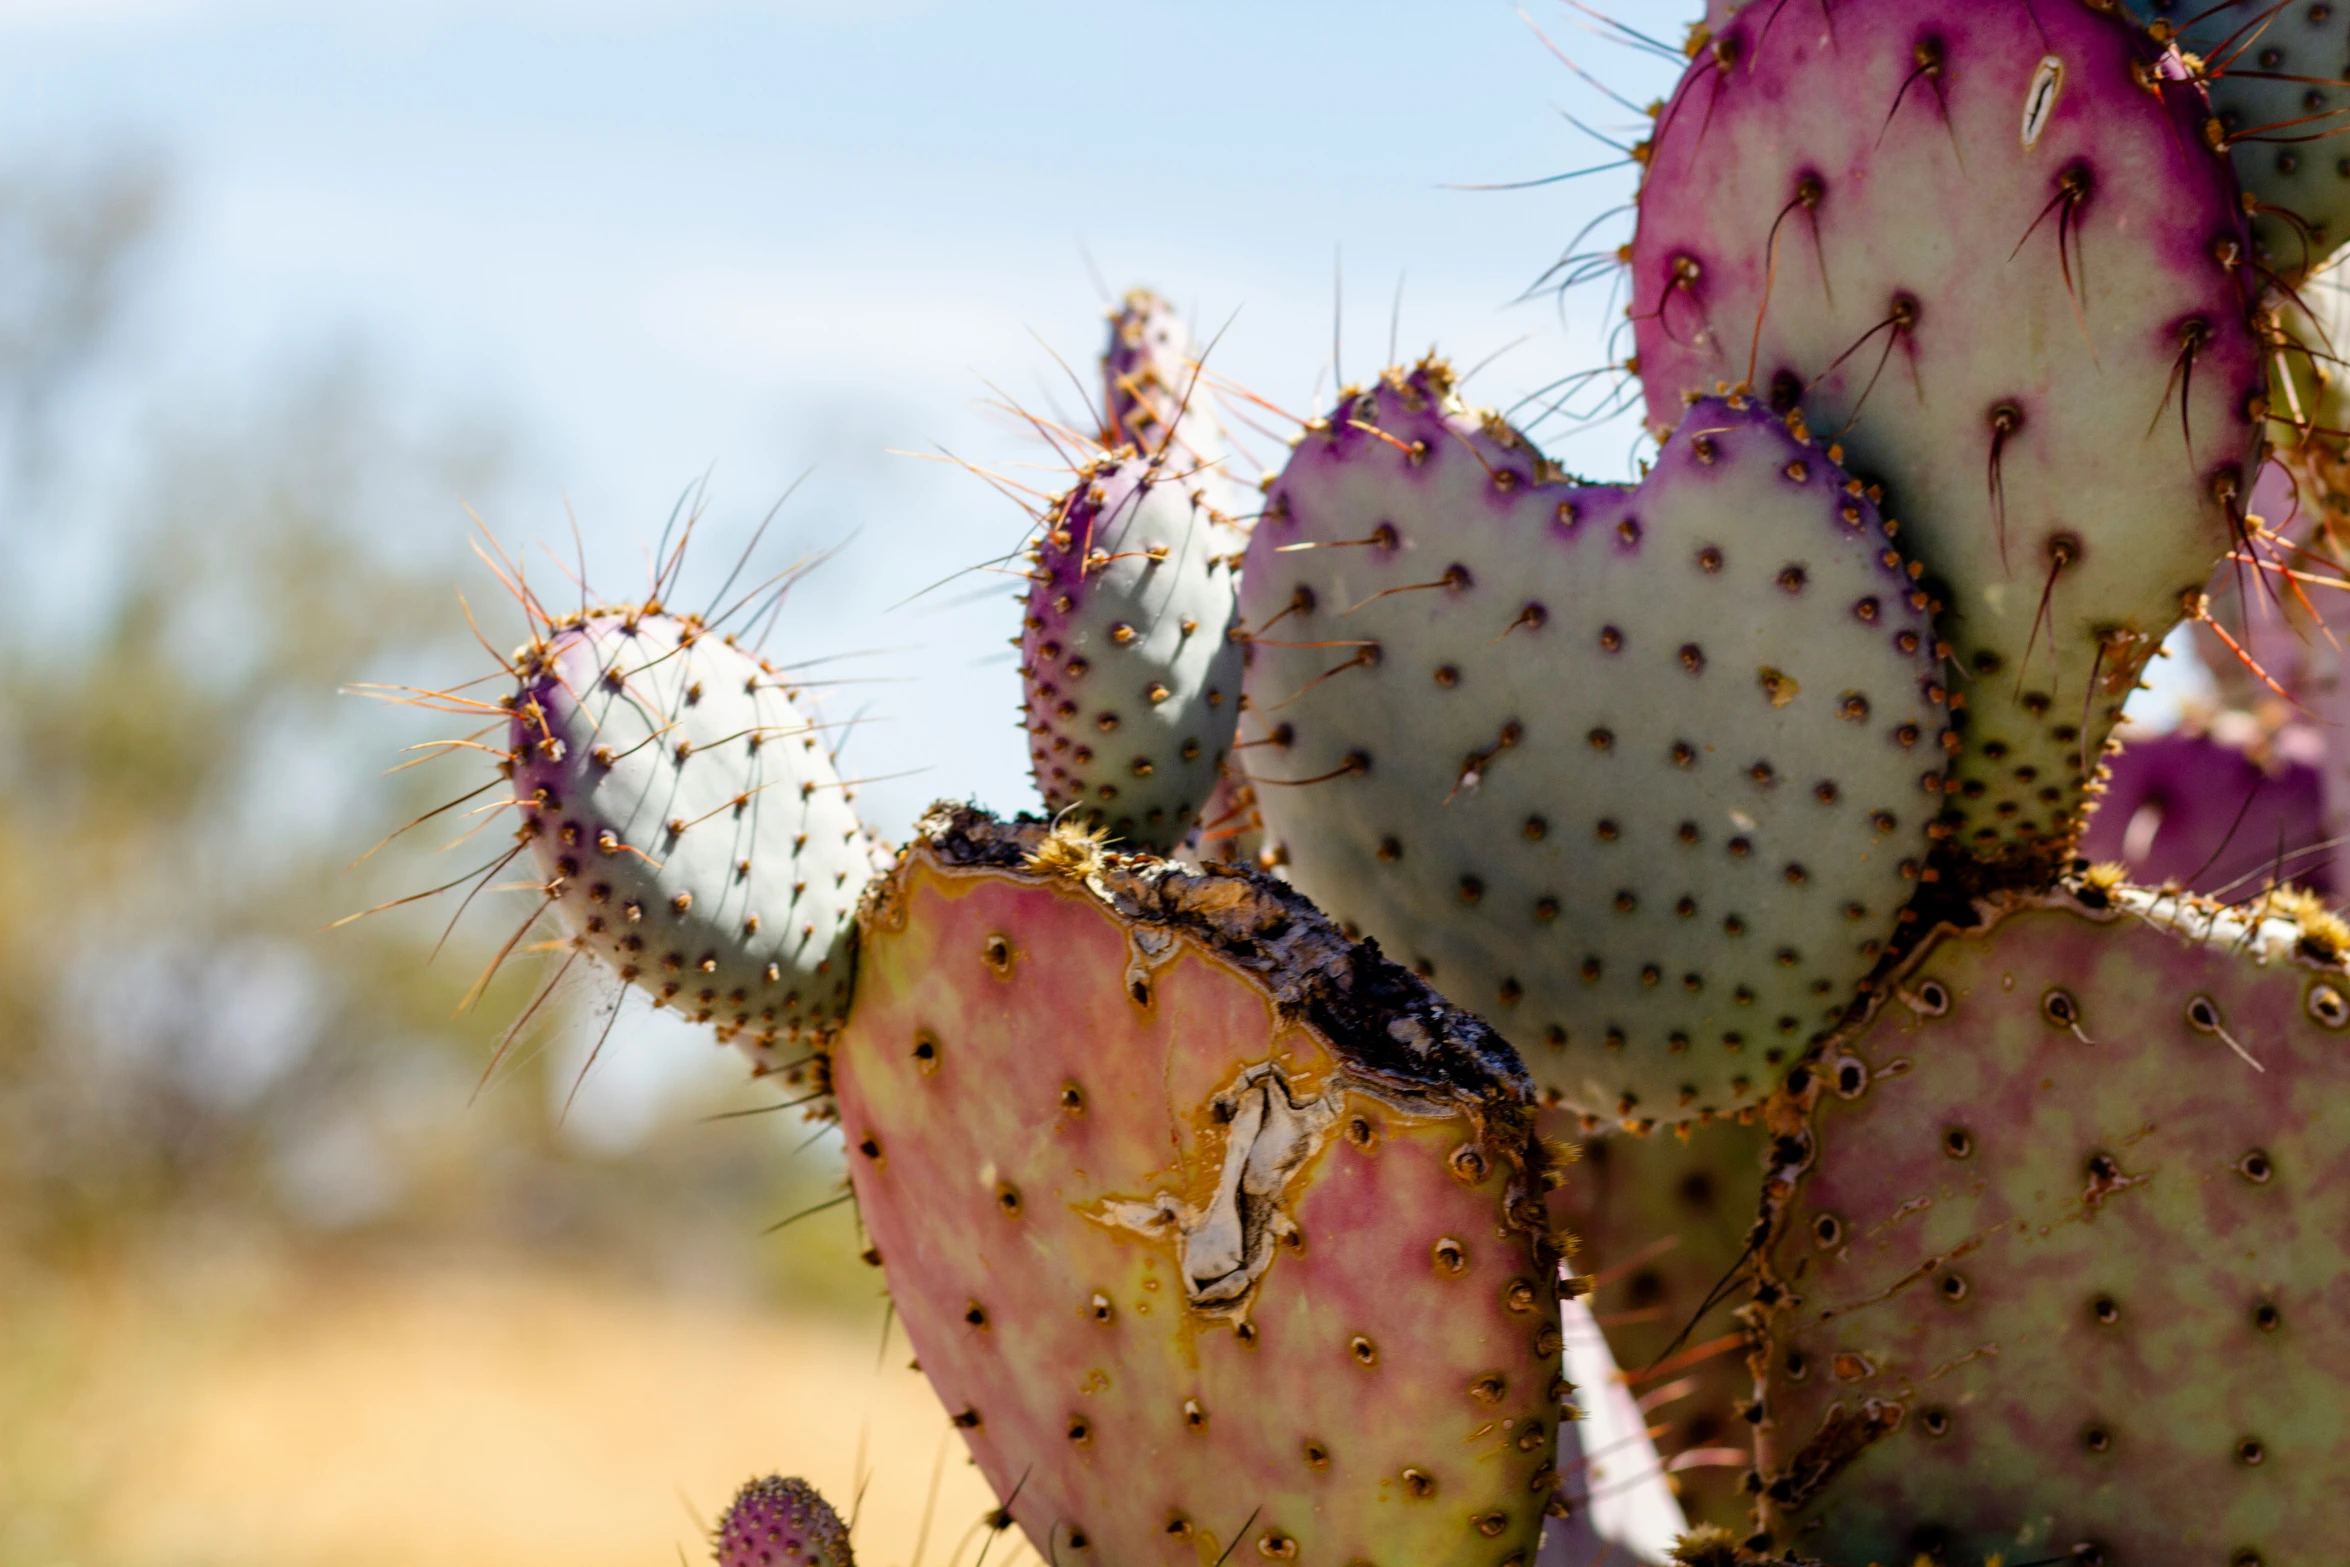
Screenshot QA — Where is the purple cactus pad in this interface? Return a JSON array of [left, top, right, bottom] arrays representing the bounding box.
[[1633, 0, 2266, 876]]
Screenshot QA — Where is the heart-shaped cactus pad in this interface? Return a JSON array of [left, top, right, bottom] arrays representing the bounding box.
[[1236, 362, 1945, 1126]]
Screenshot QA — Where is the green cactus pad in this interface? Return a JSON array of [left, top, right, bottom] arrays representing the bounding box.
[[831, 805, 1562, 1565], [1633, 0, 2268, 878], [1237, 363, 1944, 1125], [1022, 453, 1243, 852], [1750, 884, 2350, 1564], [2128, 0, 2350, 281], [714, 1475, 853, 1567], [1544, 1113, 1767, 1532], [510, 608, 879, 1064]]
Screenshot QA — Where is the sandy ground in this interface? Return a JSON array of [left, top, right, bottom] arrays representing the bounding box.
[[6, 1257, 1016, 1567]]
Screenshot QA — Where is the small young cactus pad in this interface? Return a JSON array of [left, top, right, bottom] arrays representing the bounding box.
[[510, 608, 877, 1063], [831, 805, 1563, 1565], [1632, 0, 2266, 875], [1103, 288, 1216, 463], [1238, 363, 1943, 1125], [1022, 454, 1243, 851], [714, 1475, 853, 1567], [2125, 0, 2350, 280], [1749, 885, 2350, 1564]]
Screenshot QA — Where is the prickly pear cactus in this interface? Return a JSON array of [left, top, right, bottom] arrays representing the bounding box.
[[830, 805, 1564, 1565], [2127, 0, 2350, 280], [714, 1476, 853, 1567], [1542, 1115, 1766, 1533], [2080, 720, 2331, 897], [1238, 363, 1943, 1125], [1748, 883, 2350, 1564], [510, 607, 879, 1065], [1022, 453, 1244, 851], [1103, 288, 1216, 463], [1633, 0, 2267, 876]]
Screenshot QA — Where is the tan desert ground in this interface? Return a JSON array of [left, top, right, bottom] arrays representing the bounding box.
[[5, 1256, 1016, 1567]]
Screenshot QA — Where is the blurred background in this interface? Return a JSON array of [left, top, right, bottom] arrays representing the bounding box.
[[0, 3, 2256, 1564]]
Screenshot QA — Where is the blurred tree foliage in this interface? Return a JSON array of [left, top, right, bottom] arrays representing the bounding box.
[[0, 159, 865, 1285], [0, 156, 882, 1567]]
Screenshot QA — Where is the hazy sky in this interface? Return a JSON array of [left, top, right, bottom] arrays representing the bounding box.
[[0, 0, 1686, 841]]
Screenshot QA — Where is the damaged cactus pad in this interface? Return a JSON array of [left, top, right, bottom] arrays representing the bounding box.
[[1238, 363, 1942, 1125], [830, 805, 1563, 1565], [1749, 884, 2350, 1564], [1634, 0, 2267, 874], [509, 607, 878, 1063]]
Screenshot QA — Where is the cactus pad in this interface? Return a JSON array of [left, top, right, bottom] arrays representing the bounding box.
[[510, 609, 878, 1062], [2079, 721, 2331, 897], [1237, 364, 1943, 1125], [1023, 455, 1244, 851], [2128, 0, 2350, 280], [831, 805, 1563, 1564], [1633, 0, 2266, 875], [714, 1476, 854, 1567], [1104, 288, 1214, 463], [1751, 886, 2350, 1564]]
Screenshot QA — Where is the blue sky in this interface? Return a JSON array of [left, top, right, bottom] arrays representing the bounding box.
[[0, 0, 1690, 839]]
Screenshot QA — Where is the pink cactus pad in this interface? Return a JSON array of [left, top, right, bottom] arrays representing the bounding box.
[[1750, 887, 2350, 1563], [714, 1475, 852, 1567], [831, 806, 1563, 1564], [1633, 0, 2266, 877]]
